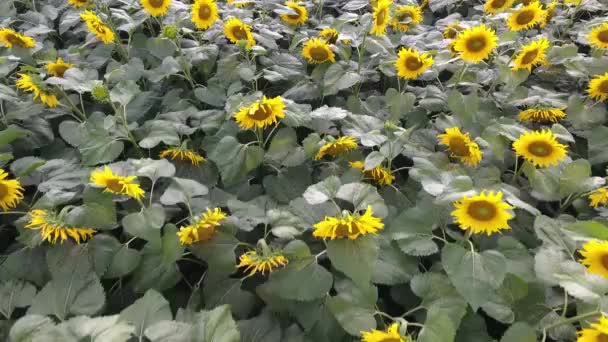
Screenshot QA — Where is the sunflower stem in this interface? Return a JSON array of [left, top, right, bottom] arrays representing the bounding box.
[[542, 310, 601, 333], [511, 157, 522, 184]]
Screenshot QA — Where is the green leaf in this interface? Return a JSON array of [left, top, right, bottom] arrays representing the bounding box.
[[160, 177, 209, 205], [303, 176, 341, 205], [133, 158, 176, 181], [0, 127, 23, 146], [258, 259, 332, 301], [0, 280, 36, 318], [372, 239, 419, 285], [326, 279, 377, 336], [335, 182, 388, 217], [203, 278, 256, 319], [193, 305, 240, 342], [588, 126, 608, 165], [563, 221, 608, 240], [120, 289, 172, 339], [559, 159, 593, 197], [500, 322, 536, 342], [64, 315, 134, 342], [391, 199, 440, 256], [447, 89, 478, 127], [418, 311, 457, 342], [208, 136, 264, 186], [327, 236, 379, 286], [323, 63, 361, 96], [110, 80, 141, 107], [9, 315, 57, 342], [122, 204, 165, 244], [188, 231, 238, 282]]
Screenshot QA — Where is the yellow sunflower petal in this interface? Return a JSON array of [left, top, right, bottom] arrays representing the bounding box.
[[0, 169, 24, 211], [451, 191, 514, 235], [370, 0, 392, 36], [233, 96, 286, 130], [160, 147, 206, 165], [46, 58, 75, 78], [192, 0, 219, 30], [313, 206, 384, 240], [580, 240, 608, 278], [453, 24, 498, 63], [395, 47, 434, 80], [314, 136, 358, 160], [80, 10, 115, 44], [141, 0, 171, 17], [437, 127, 483, 166], [588, 23, 608, 49], [302, 38, 335, 64], [484, 0, 514, 14], [280, 1, 308, 25], [390, 5, 423, 32], [511, 37, 550, 71], [90, 166, 145, 200], [512, 129, 568, 168], [0, 28, 35, 48], [517, 107, 566, 123], [588, 72, 608, 102], [506, 1, 547, 31], [361, 323, 407, 342], [224, 17, 255, 49]]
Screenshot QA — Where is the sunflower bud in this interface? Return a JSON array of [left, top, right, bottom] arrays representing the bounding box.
[[162, 25, 178, 39], [91, 84, 109, 103]]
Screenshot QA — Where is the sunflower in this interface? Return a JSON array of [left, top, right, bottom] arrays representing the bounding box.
[[589, 188, 608, 208], [588, 73, 608, 102], [512, 130, 567, 168], [68, 0, 88, 8], [89, 166, 145, 200], [443, 22, 463, 39], [0, 169, 24, 211], [223, 17, 255, 49], [160, 147, 206, 165], [280, 1, 308, 25], [564, 0, 581, 5], [578, 316, 608, 342], [453, 24, 498, 63], [395, 47, 434, 80], [15, 74, 59, 108], [437, 127, 483, 166], [314, 136, 358, 160], [0, 28, 35, 48], [451, 191, 514, 236], [580, 240, 608, 278], [313, 206, 384, 240], [319, 27, 339, 43], [80, 10, 115, 44], [541, 1, 557, 28], [390, 5, 423, 32], [227, 0, 249, 7], [506, 2, 546, 31], [192, 0, 219, 30], [349, 161, 395, 186], [301, 38, 335, 64], [370, 0, 392, 36], [141, 0, 171, 16], [233, 96, 286, 130], [517, 107, 566, 123], [177, 208, 226, 245], [512, 37, 550, 71], [45, 58, 75, 78], [237, 249, 288, 276], [588, 23, 608, 49], [361, 323, 408, 342], [25, 209, 96, 244], [484, 0, 514, 14]]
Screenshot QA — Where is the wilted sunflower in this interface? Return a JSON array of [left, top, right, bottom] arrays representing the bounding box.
[[512, 130, 567, 168], [302, 38, 335, 64], [192, 0, 219, 30], [349, 161, 395, 186], [319, 27, 339, 43], [580, 240, 608, 278], [512, 37, 550, 71], [46, 58, 75, 78], [160, 147, 206, 165], [68, 0, 88, 8], [234, 96, 286, 130], [25, 209, 96, 244], [443, 22, 463, 39], [506, 2, 546, 31], [438, 127, 483, 166], [453, 24, 497, 63], [313, 206, 384, 240], [390, 5, 422, 32], [237, 249, 288, 276], [15, 74, 59, 108], [452, 191, 514, 235], [361, 323, 408, 342], [370, 0, 392, 36], [0, 169, 24, 211], [141, 0, 171, 16], [314, 136, 358, 160], [395, 47, 434, 80], [280, 1, 308, 25], [588, 72, 608, 102], [578, 315, 608, 342], [588, 23, 608, 49], [484, 0, 514, 14], [177, 208, 226, 245], [518, 107, 566, 123], [0, 28, 35, 48], [89, 166, 145, 200], [589, 188, 608, 208], [224, 17, 255, 49], [80, 10, 115, 44]]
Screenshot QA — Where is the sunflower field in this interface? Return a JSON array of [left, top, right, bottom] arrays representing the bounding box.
[[2, 0, 608, 340]]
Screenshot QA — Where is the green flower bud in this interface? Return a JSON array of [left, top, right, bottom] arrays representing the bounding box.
[[91, 84, 109, 103], [162, 25, 178, 39]]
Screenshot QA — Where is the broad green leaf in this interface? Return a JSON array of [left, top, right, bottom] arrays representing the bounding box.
[[0, 127, 23, 146], [447, 89, 478, 127], [588, 126, 608, 165], [303, 176, 341, 205], [160, 177, 208, 205], [208, 136, 264, 186], [559, 159, 593, 197], [372, 239, 419, 285], [188, 231, 238, 282], [327, 236, 379, 286], [258, 259, 332, 301], [64, 315, 134, 342], [9, 315, 56, 342], [203, 278, 256, 319], [122, 204, 165, 244], [120, 289, 172, 339], [145, 321, 192, 342], [192, 305, 240, 342], [391, 199, 440, 256], [418, 311, 457, 342], [500, 322, 536, 342], [563, 221, 608, 240], [133, 158, 176, 181], [335, 182, 388, 217], [0, 280, 36, 318]]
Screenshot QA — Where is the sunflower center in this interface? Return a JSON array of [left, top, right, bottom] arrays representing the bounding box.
[[465, 36, 487, 52], [491, 0, 506, 8], [598, 333, 608, 342], [397, 12, 412, 23], [53, 65, 70, 77], [600, 80, 608, 94], [309, 46, 329, 61], [0, 182, 7, 199], [105, 179, 123, 193], [521, 49, 539, 64], [148, 0, 165, 8], [448, 137, 470, 157], [377, 8, 388, 25], [334, 222, 353, 237], [405, 56, 423, 71], [198, 4, 211, 19], [248, 103, 272, 121], [288, 7, 303, 19], [196, 225, 215, 242], [598, 30, 608, 43], [528, 141, 553, 157], [6, 34, 24, 47], [467, 200, 497, 221], [516, 10, 535, 25], [231, 25, 247, 40]]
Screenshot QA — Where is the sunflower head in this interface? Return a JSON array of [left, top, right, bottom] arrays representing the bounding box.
[[361, 323, 409, 342], [68, 0, 88, 8], [91, 84, 110, 102], [234, 96, 286, 130], [395, 47, 434, 80], [0, 28, 35, 49], [280, 1, 308, 25], [578, 315, 608, 342], [512, 129, 568, 168], [89, 166, 145, 200], [390, 5, 423, 32], [443, 22, 463, 39], [451, 191, 514, 236], [314, 136, 358, 160], [301, 38, 335, 64], [580, 240, 608, 278], [484, 0, 514, 14], [588, 23, 608, 49], [350, 161, 395, 186], [15, 73, 59, 108], [313, 206, 384, 240], [46, 58, 75, 78], [370, 0, 392, 36], [0, 169, 24, 211], [588, 72, 608, 102], [237, 240, 288, 276], [141, 0, 171, 17], [512, 37, 550, 71], [589, 188, 608, 208], [453, 24, 498, 63], [160, 147, 206, 165], [319, 27, 339, 44], [192, 0, 219, 30], [177, 208, 226, 245], [80, 10, 115, 44], [227, 0, 250, 7], [437, 127, 483, 166], [517, 107, 566, 123], [224, 17, 256, 49], [506, 2, 547, 31], [25, 209, 96, 244]]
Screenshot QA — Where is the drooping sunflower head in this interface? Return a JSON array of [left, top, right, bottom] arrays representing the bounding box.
[[437, 127, 483, 166], [390, 5, 423, 32], [484, 0, 514, 14], [370, 0, 393, 36], [160, 147, 206, 165], [578, 315, 608, 342], [237, 242, 289, 276], [313, 206, 384, 240], [319, 27, 339, 44], [15, 73, 59, 108], [443, 22, 463, 39], [588, 72, 608, 102], [177, 208, 226, 245], [395, 47, 434, 80], [588, 23, 608, 49], [0, 28, 35, 49], [141, 0, 171, 17], [80, 10, 115, 44], [46, 58, 75, 78], [507, 2, 546, 31], [314, 136, 358, 160], [192, 0, 219, 30], [68, 0, 89, 8], [280, 1, 308, 25], [350, 161, 395, 186], [223, 17, 256, 49], [589, 188, 608, 208], [451, 191, 514, 235], [233, 96, 286, 130], [512, 37, 550, 71], [0, 169, 24, 211], [361, 323, 408, 342], [89, 166, 145, 200], [302, 38, 335, 64], [453, 24, 498, 63], [517, 107, 566, 123], [580, 240, 608, 278], [512, 129, 568, 168], [25, 209, 96, 244]]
